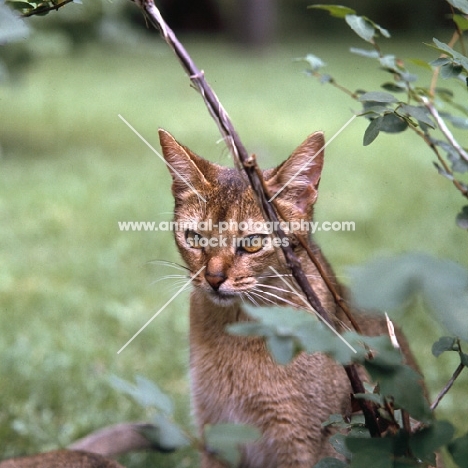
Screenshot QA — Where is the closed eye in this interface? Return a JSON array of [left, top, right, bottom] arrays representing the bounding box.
[[237, 234, 266, 254]]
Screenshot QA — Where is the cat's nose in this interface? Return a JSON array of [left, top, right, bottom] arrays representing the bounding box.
[[205, 272, 227, 291]]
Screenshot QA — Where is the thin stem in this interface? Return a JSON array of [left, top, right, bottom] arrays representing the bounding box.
[[421, 96, 468, 164], [430, 362, 465, 411], [397, 111, 468, 199]]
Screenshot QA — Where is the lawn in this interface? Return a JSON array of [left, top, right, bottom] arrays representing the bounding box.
[[1, 30, 467, 467]]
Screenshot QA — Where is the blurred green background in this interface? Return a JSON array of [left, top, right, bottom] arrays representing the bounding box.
[[1, 0, 468, 466]]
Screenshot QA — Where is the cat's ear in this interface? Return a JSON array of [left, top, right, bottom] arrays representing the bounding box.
[[265, 132, 325, 214], [158, 129, 211, 197]]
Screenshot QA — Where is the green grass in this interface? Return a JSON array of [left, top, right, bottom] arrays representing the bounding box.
[[1, 34, 468, 467]]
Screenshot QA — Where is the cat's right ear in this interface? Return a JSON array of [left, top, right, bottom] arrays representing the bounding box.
[[158, 129, 210, 198]]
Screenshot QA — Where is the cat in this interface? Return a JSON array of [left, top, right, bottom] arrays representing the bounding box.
[[0, 450, 124, 467], [159, 129, 420, 468]]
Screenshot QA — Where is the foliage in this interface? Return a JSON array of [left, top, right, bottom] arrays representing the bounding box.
[[111, 376, 261, 466], [349, 253, 468, 342], [298, 2, 468, 466], [303, 2, 468, 228], [228, 305, 468, 467]]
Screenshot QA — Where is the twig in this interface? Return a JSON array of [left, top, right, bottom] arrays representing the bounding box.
[[396, 109, 468, 199], [132, 0, 381, 437], [21, 0, 74, 17], [430, 362, 465, 411], [421, 96, 468, 165]]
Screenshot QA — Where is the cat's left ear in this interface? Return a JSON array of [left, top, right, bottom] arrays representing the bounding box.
[[265, 132, 325, 213]]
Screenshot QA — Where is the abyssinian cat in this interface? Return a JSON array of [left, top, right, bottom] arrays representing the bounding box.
[[159, 129, 420, 468]]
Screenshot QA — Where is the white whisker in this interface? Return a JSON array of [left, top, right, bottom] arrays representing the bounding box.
[[150, 274, 188, 286], [251, 286, 300, 308], [148, 260, 189, 272]]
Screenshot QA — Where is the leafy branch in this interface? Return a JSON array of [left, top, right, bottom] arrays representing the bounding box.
[[304, 3, 468, 228], [430, 337, 467, 411], [6, 0, 80, 17]]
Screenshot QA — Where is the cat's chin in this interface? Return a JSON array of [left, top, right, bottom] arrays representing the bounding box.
[[202, 290, 241, 307]]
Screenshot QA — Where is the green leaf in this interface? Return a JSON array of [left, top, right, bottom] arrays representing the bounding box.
[[350, 47, 380, 59], [381, 82, 406, 93], [349, 253, 468, 342], [410, 421, 455, 462], [353, 392, 384, 405], [313, 457, 348, 468], [429, 38, 468, 73], [431, 57, 451, 67], [448, 433, 468, 468], [447, 0, 468, 14], [229, 305, 361, 365], [204, 423, 261, 467], [432, 336, 457, 357], [432, 138, 468, 173], [379, 113, 408, 133], [399, 104, 435, 128], [141, 414, 190, 452], [346, 437, 393, 468], [265, 334, 295, 365], [456, 205, 468, 229], [460, 352, 468, 366], [435, 87, 454, 101], [379, 54, 398, 70], [363, 117, 382, 146], [408, 58, 434, 71], [329, 433, 352, 459], [441, 63, 464, 79], [345, 14, 375, 42], [321, 414, 345, 427], [453, 13, 468, 30], [5, 1, 33, 11], [359, 91, 399, 103], [308, 4, 356, 18], [110, 375, 174, 415], [364, 359, 432, 422]]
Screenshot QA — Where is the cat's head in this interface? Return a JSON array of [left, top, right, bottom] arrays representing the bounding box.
[[159, 129, 325, 306]]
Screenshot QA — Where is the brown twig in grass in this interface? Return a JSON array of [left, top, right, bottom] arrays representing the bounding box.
[[132, 0, 382, 438]]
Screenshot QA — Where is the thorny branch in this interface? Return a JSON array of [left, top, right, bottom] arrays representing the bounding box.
[[132, 0, 382, 438]]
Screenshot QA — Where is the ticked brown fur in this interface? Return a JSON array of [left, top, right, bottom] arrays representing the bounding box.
[[159, 129, 418, 468]]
